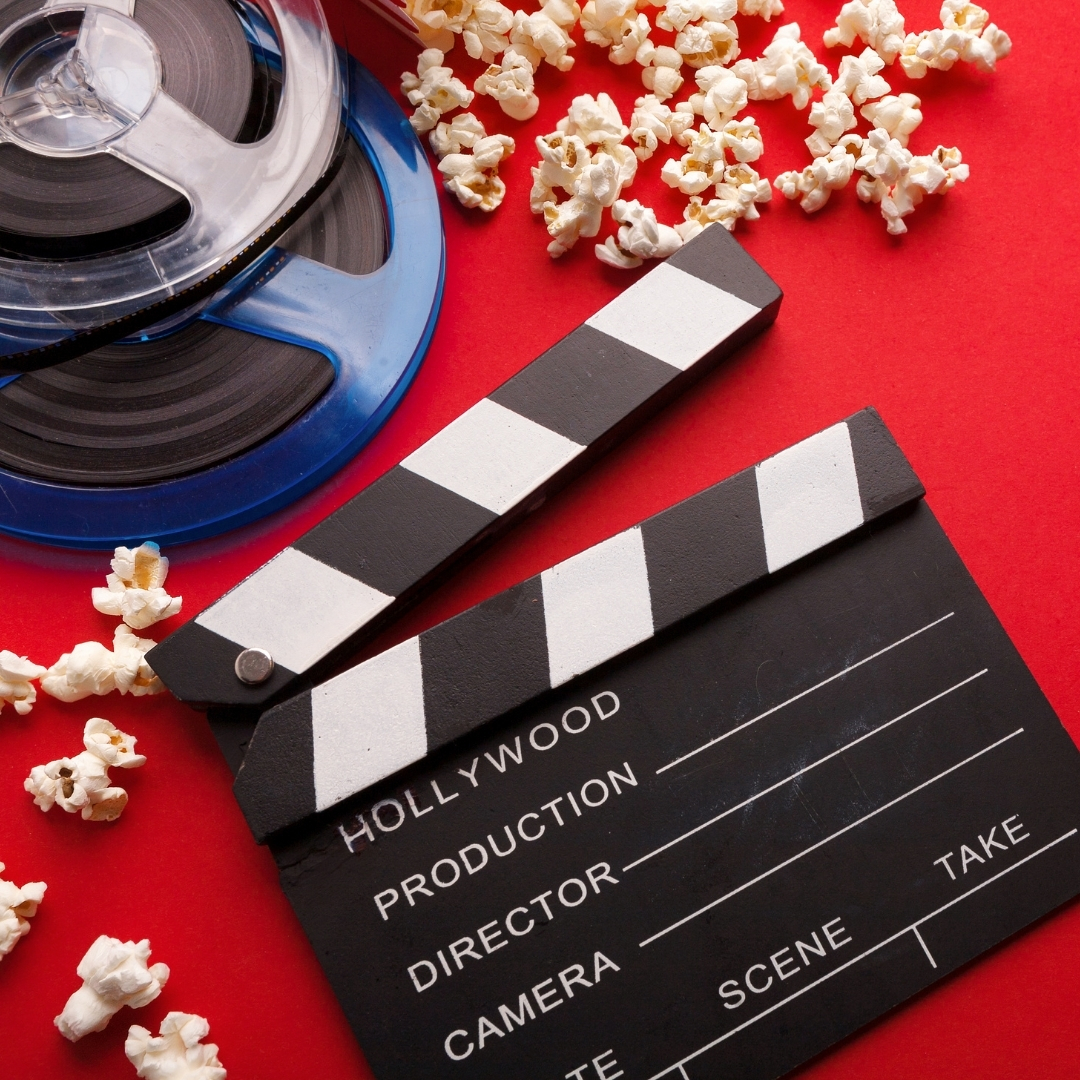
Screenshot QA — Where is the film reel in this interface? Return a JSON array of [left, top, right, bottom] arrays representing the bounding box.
[[0, 0, 342, 364], [0, 31, 443, 545]]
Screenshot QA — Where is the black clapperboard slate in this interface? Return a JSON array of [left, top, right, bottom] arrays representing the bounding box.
[[250, 410, 1080, 1080]]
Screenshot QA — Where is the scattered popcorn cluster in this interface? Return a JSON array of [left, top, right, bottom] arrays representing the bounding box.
[[127, 1012, 228, 1080], [0, 862, 46, 961], [399, 0, 1010, 253], [56, 936, 170, 1041], [2, 542, 177, 716], [25, 716, 146, 823]]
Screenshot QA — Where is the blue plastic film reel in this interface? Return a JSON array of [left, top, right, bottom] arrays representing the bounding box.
[[0, 56, 444, 549]]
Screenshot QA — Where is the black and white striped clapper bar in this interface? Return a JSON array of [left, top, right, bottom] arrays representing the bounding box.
[[235, 407, 927, 841], [149, 224, 783, 708]]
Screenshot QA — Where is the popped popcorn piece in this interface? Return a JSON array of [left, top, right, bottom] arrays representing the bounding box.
[[674, 161, 771, 237], [858, 140, 968, 234], [660, 123, 728, 194], [860, 92, 922, 146], [461, 0, 514, 61], [474, 48, 539, 119], [91, 542, 182, 630], [736, 0, 783, 19], [805, 88, 857, 156], [56, 936, 169, 1041], [833, 46, 891, 104], [544, 192, 604, 256], [823, 0, 906, 63], [686, 65, 749, 129], [629, 94, 695, 159], [607, 13, 656, 66], [640, 44, 685, 100], [126, 1013, 227, 1080], [674, 19, 741, 68], [404, 0, 470, 50], [721, 116, 763, 162], [541, 0, 581, 28], [583, 0, 639, 44], [731, 22, 831, 110], [655, 0, 736, 34], [510, 7, 576, 70], [0, 651, 46, 716], [439, 133, 516, 210], [429, 111, 488, 157], [558, 92, 630, 146], [0, 862, 46, 960], [899, 3, 1010, 78], [595, 198, 682, 268], [775, 135, 862, 211], [25, 717, 146, 822], [854, 126, 910, 193], [401, 49, 474, 134], [531, 130, 592, 209], [42, 624, 164, 703]]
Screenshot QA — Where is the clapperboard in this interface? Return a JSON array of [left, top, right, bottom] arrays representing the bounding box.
[[217, 409, 1080, 1080]]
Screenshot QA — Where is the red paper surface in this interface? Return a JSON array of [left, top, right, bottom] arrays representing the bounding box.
[[2, 1, 1079, 1076]]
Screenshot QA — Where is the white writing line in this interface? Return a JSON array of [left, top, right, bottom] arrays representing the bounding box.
[[656, 613, 955, 776], [626, 670, 987, 873], [646, 828, 1077, 1080], [639, 727, 1024, 948], [912, 926, 936, 968]]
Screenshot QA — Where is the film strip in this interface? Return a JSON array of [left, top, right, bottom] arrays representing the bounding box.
[[232, 407, 924, 841]]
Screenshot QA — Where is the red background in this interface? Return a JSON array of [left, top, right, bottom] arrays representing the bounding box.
[[2, 0, 1078, 1075]]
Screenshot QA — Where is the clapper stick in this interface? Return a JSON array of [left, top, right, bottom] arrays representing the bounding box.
[[235, 408, 924, 842], [149, 224, 782, 709]]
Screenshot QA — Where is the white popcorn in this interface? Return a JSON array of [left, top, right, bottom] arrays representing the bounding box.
[[899, 4, 1010, 78], [510, 7, 576, 70], [544, 193, 604, 256], [558, 92, 631, 146], [858, 142, 969, 234], [42, 624, 164, 703], [91, 542, 182, 631], [429, 111, 488, 157], [461, 0, 514, 61], [0, 651, 46, 717], [805, 88, 857, 156], [606, 13, 656, 66], [126, 1013, 227, 1080], [823, 0, 906, 63], [860, 92, 922, 146], [531, 131, 592, 209], [586, 145, 639, 203], [404, 0, 471, 50], [581, 0, 637, 43], [656, 0, 736, 33], [833, 46, 891, 104], [775, 135, 862, 211], [674, 161, 771, 237], [641, 44, 685, 100], [541, 0, 582, 28], [737, 0, 783, 19], [0, 863, 46, 960], [674, 19, 740, 68], [474, 48, 539, 120], [401, 49, 474, 134], [855, 126, 910, 190], [595, 198, 683, 268], [660, 123, 728, 193], [438, 133, 516, 210], [56, 936, 169, 1041], [721, 116, 763, 162], [687, 65, 750, 129], [629, 94, 695, 159], [25, 717, 146, 823], [731, 23, 831, 110]]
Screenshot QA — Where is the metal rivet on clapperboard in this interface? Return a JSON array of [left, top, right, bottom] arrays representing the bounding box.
[[235, 648, 275, 686]]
